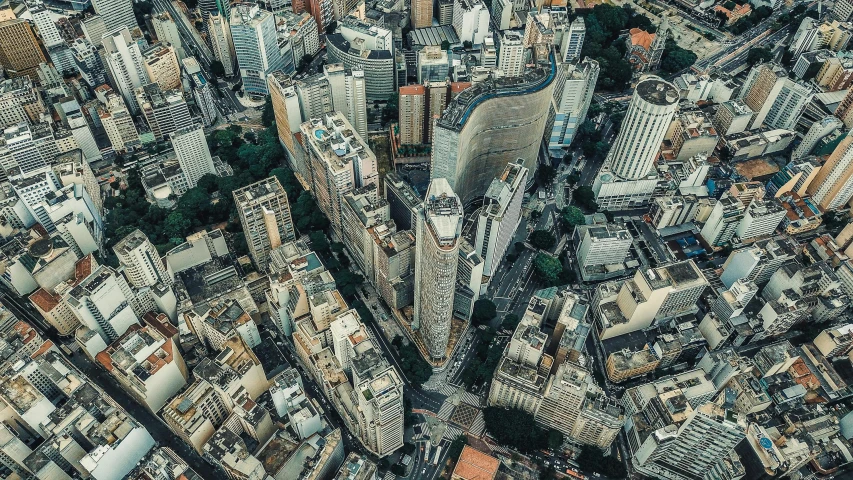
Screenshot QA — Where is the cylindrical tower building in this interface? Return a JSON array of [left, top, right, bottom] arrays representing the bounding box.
[[609, 76, 679, 181], [414, 178, 463, 359]]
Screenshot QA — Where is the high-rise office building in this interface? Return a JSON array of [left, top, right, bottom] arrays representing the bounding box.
[[412, 0, 433, 28], [184, 57, 217, 127], [267, 71, 301, 155], [71, 38, 107, 87], [326, 18, 395, 101], [740, 63, 811, 130], [634, 403, 746, 480], [114, 229, 172, 289], [560, 17, 586, 62], [322, 64, 368, 138], [452, 0, 490, 46], [0, 15, 47, 79], [301, 112, 378, 239], [28, 0, 64, 48], [575, 223, 632, 270], [735, 197, 787, 243], [593, 260, 708, 339], [230, 4, 284, 95], [171, 125, 216, 189], [66, 264, 143, 345], [432, 57, 554, 204], [700, 193, 746, 247], [792, 115, 843, 160], [151, 12, 186, 60], [399, 84, 425, 145], [80, 14, 107, 47], [607, 76, 679, 181], [135, 83, 192, 140], [475, 160, 527, 277], [384, 171, 422, 231], [549, 58, 599, 149], [417, 46, 450, 83], [497, 30, 524, 77], [143, 43, 182, 91], [234, 177, 297, 271], [91, 0, 138, 32], [208, 13, 235, 77], [806, 129, 853, 210], [719, 236, 799, 288], [102, 27, 149, 112], [414, 178, 463, 359]]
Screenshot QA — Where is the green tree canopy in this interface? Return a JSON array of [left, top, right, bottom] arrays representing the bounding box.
[[529, 230, 556, 250], [747, 47, 772, 66], [471, 298, 497, 326], [482, 407, 548, 452], [562, 206, 586, 229], [534, 254, 563, 285], [448, 435, 468, 461], [576, 446, 627, 478], [659, 40, 698, 74], [210, 60, 225, 77], [574, 186, 599, 212], [392, 337, 432, 387], [501, 314, 520, 332], [261, 95, 275, 127]]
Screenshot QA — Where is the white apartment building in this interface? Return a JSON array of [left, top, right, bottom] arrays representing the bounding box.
[[233, 176, 297, 270], [102, 27, 149, 112], [452, 0, 490, 46], [497, 30, 524, 77], [114, 229, 173, 289], [171, 125, 216, 189], [475, 160, 527, 277], [549, 58, 599, 148]]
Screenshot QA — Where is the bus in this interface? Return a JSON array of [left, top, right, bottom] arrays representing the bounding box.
[[432, 446, 442, 466], [423, 440, 431, 461], [566, 469, 585, 480]]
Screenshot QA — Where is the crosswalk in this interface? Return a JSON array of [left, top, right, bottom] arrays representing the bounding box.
[[412, 422, 429, 441], [383, 471, 397, 480], [437, 400, 455, 421], [438, 383, 459, 396], [443, 424, 463, 441], [469, 411, 485, 437], [461, 391, 481, 407]]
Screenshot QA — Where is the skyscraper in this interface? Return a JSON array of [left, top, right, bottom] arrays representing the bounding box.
[[549, 58, 599, 149], [301, 112, 378, 238], [560, 17, 586, 62], [326, 18, 396, 101], [431, 57, 555, 204], [606, 76, 679, 181], [90, 0, 138, 32], [142, 43, 182, 91], [230, 4, 284, 95], [411, 0, 433, 28], [81, 14, 107, 47], [171, 125, 216, 189], [151, 12, 186, 60], [415, 178, 463, 359], [399, 84, 425, 145], [208, 13, 235, 77], [135, 83, 192, 140], [806, 129, 853, 210], [234, 177, 297, 270], [113, 229, 172, 289], [322, 64, 368, 138], [71, 38, 107, 88], [634, 403, 746, 479], [475, 160, 527, 277], [102, 27, 149, 112], [0, 15, 47, 79], [497, 30, 524, 77], [267, 71, 300, 155]]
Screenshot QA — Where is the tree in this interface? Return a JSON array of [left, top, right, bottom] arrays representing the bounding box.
[[576, 446, 627, 478], [441, 40, 450, 50], [537, 164, 556, 186], [382, 93, 399, 124], [261, 95, 275, 127], [534, 253, 563, 285], [567, 172, 580, 186], [561, 206, 586, 230], [325, 21, 337, 34], [463, 40, 473, 49], [482, 407, 548, 452], [210, 60, 225, 77], [309, 230, 330, 253], [747, 47, 772, 66], [299, 54, 312, 72], [574, 186, 599, 212], [659, 40, 698, 74], [471, 299, 497, 326], [548, 430, 564, 450], [448, 435, 468, 461], [501, 314, 520, 332], [529, 230, 556, 250], [393, 337, 432, 387]]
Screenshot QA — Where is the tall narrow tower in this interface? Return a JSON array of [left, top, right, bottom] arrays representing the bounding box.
[[648, 17, 668, 71], [415, 178, 463, 359], [607, 76, 679, 181]]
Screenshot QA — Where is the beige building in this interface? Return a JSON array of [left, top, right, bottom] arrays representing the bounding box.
[[301, 112, 377, 239], [0, 15, 46, 78], [234, 177, 297, 271], [593, 260, 708, 340], [411, 0, 433, 28], [805, 130, 853, 210], [414, 178, 463, 359], [143, 43, 182, 91], [399, 84, 426, 146]]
